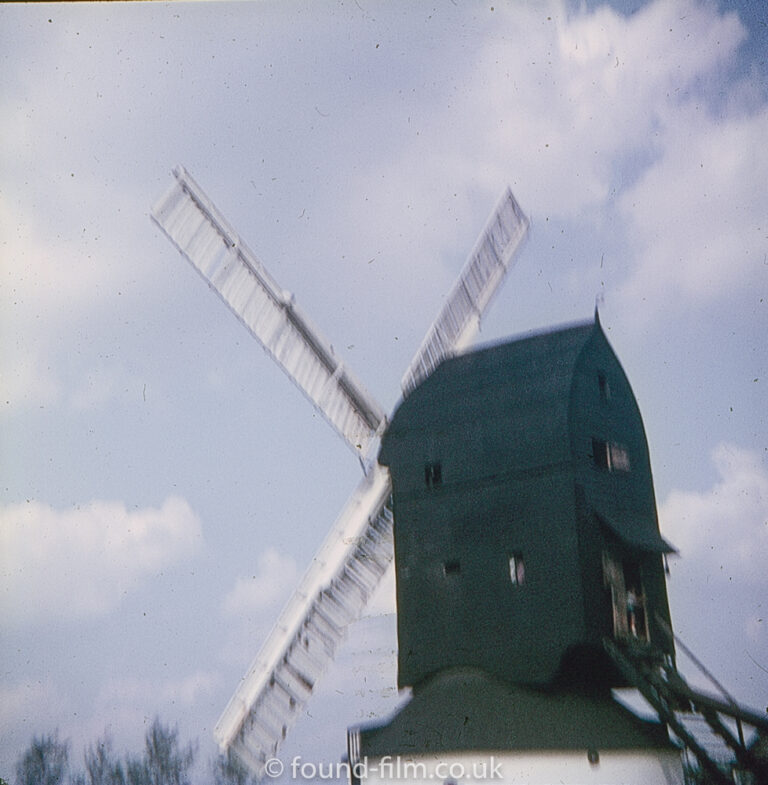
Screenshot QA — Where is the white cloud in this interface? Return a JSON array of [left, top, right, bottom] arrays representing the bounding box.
[[509, 0, 745, 213], [0, 345, 61, 410], [0, 194, 130, 412], [0, 195, 109, 327], [617, 102, 768, 314], [0, 496, 203, 627], [659, 444, 768, 699], [218, 548, 301, 669], [335, 0, 755, 320], [661, 443, 768, 575], [222, 547, 298, 619]]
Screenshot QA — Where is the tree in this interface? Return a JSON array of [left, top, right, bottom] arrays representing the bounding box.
[[125, 719, 196, 785], [15, 732, 71, 785], [14, 721, 197, 785], [83, 736, 126, 785], [210, 752, 254, 785]]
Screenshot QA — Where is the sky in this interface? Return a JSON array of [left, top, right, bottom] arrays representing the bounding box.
[[1, 0, 767, 780]]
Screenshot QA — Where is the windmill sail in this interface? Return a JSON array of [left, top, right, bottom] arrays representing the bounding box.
[[400, 188, 529, 396], [151, 166, 386, 459], [213, 463, 394, 775], [152, 168, 527, 777]]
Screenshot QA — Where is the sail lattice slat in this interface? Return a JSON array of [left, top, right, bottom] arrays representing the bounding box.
[[151, 166, 386, 458], [214, 464, 394, 777], [401, 188, 529, 396]]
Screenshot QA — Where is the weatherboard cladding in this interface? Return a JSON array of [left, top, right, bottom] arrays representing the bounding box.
[[382, 322, 595, 486], [356, 668, 675, 756], [379, 319, 673, 691]]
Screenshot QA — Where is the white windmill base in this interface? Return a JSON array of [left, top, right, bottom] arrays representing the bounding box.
[[351, 750, 684, 785]]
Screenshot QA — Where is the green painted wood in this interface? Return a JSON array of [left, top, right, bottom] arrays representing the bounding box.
[[356, 668, 676, 756], [379, 318, 674, 691]]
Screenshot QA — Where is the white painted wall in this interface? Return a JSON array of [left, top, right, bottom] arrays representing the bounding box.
[[356, 749, 684, 785]]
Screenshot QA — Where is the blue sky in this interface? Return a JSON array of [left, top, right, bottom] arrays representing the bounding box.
[[1, 0, 766, 780]]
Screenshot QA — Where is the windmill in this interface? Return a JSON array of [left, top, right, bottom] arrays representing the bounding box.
[[150, 166, 530, 776], [153, 168, 768, 785]]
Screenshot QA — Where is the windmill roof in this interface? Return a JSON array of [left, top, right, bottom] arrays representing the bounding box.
[[356, 668, 675, 757], [597, 510, 677, 554], [380, 319, 599, 468]]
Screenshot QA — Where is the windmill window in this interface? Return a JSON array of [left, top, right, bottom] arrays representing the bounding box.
[[593, 439, 610, 469], [443, 559, 461, 577], [425, 462, 443, 488], [598, 372, 611, 403], [509, 552, 525, 585], [592, 439, 630, 472], [603, 552, 649, 642], [622, 560, 648, 641], [609, 443, 630, 472]]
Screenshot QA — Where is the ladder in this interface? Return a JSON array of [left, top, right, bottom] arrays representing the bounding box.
[[604, 635, 768, 784]]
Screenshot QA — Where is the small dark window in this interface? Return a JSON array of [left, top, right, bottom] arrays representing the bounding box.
[[598, 372, 611, 403], [425, 462, 442, 488], [509, 552, 525, 585], [592, 438, 610, 470], [443, 560, 461, 576]]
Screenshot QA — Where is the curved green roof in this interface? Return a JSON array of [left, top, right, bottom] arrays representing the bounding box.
[[381, 320, 598, 473]]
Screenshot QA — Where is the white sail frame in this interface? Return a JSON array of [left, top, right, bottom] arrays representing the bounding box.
[[151, 166, 386, 459], [400, 187, 529, 396], [213, 464, 394, 774]]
